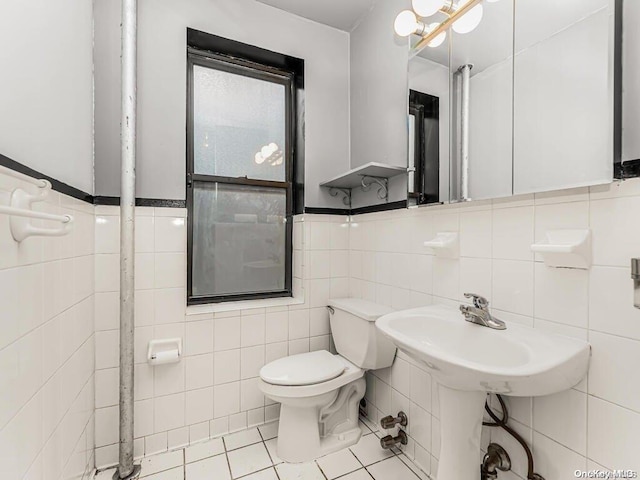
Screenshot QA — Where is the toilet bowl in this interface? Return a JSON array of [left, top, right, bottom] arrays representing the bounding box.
[[258, 298, 397, 463]]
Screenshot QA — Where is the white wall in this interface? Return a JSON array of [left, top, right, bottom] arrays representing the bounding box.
[[0, 0, 94, 194], [348, 179, 640, 478], [350, 0, 410, 169], [0, 172, 96, 480], [94, 0, 350, 208]]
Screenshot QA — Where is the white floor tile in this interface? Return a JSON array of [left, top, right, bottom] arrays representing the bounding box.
[[316, 449, 362, 479], [144, 467, 185, 480], [349, 434, 393, 466], [185, 454, 230, 480], [185, 438, 225, 464], [140, 450, 184, 477], [241, 468, 279, 480], [258, 421, 279, 441], [227, 443, 273, 478], [367, 457, 418, 480], [275, 462, 325, 480], [339, 469, 374, 480], [224, 428, 263, 451], [264, 438, 282, 465]]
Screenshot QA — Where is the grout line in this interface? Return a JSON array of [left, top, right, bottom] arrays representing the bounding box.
[[182, 446, 186, 480]]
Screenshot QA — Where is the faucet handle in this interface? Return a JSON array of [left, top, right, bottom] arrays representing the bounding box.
[[464, 293, 489, 309]]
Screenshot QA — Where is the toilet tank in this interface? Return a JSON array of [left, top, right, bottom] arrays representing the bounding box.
[[328, 298, 397, 370]]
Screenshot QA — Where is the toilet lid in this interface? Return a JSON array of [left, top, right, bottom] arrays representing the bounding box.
[[260, 350, 346, 386]]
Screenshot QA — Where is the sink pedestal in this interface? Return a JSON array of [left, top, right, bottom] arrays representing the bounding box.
[[437, 384, 487, 480]]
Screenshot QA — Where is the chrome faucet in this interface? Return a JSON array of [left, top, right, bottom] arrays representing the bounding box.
[[460, 293, 506, 330]]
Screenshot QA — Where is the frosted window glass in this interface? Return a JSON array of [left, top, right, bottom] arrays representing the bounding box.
[[192, 182, 287, 297], [193, 65, 287, 182]]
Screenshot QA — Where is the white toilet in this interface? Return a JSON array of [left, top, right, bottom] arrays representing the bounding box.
[[258, 298, 397, 463]]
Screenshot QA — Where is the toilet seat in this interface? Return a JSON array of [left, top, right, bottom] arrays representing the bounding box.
[[260, 350, 346, 386], [258, 351, 364, 399]]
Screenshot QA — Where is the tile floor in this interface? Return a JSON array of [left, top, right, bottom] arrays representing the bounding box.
[[95, 419, 429, 480]]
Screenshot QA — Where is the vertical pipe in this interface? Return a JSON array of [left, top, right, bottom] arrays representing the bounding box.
[[116, 0, 139, 479], [458, 64, 472, 201]]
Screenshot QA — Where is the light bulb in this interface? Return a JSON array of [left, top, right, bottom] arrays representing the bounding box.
[[452, 3, 483, 34], [394, 10, 419, 37], [254, 152, 265, 164], [427, 23, 447, 47], [412, 0, 444, 17]]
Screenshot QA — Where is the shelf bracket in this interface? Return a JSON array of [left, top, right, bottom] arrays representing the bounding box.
[[328, 187, 352, 207], [361, 176, 389, 202]]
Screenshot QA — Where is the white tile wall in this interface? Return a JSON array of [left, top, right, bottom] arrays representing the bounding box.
[[93, 209, 349, 469], [0, 173, 96, 480], [349, 180, 640, 477]]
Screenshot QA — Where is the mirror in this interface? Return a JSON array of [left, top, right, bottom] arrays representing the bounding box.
[[405, 0, 618, 205], [450, 0, 514, 201], [408, 28, 451, 205], [513, 0, 614, 194]]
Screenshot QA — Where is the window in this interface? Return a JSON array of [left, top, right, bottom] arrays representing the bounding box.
[[186, 31, 304, 304]]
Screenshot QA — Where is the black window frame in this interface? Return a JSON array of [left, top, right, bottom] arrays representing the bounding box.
[[186, 32, 303, 305]]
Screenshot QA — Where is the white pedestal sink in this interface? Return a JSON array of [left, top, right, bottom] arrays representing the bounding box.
[[376, 305, 590, 480]]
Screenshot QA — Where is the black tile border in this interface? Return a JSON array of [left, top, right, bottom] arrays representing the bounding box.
[[0, 153, 187, 208], [304, 200, 408, 217], [614, 159, 640, 180], [94, 196, 187, 208], [0, 153, 94, 204], [2, 152, 405, 214], [304, 206, 351, 216]]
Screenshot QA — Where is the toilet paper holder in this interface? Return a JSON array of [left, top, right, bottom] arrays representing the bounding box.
[[147, 338, 182, 366]]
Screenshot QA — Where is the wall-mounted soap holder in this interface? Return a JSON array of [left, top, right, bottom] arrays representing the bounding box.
[[424, 232, 459, 258], [530, 229, 591, 269], [147, 338, 182, 366]]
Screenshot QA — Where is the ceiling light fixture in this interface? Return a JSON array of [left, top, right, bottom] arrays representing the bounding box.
[[412, 0, 445, 18], [394, 0, 485, 52], [394, 10, 427, 37]]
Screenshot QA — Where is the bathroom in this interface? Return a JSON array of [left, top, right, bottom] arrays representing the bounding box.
[[1, 0, 639, 479]]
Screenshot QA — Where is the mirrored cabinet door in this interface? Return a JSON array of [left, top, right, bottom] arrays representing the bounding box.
[[408, 30, 451, 205], [513, 0, 615, 194], [450, 0, 514, 201]]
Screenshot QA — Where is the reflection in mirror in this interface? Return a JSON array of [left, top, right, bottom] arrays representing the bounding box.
[[409, 90, 440, 204], [408, 28, 450, 205], [450, 0, 514, 202], [513, 0, 614, 194]]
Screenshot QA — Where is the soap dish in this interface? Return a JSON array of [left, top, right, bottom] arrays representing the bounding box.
[[530, 229, 591, 269]]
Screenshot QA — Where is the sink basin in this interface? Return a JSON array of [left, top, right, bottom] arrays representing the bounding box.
[[376, 304, 590, 480], [376, 304, 590, 396]]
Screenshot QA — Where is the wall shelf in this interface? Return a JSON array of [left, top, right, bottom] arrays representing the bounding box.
[[320, 162, 407, 207]]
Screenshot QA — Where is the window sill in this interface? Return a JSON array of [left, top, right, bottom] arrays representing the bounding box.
[[186, 295, 305, 315]]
